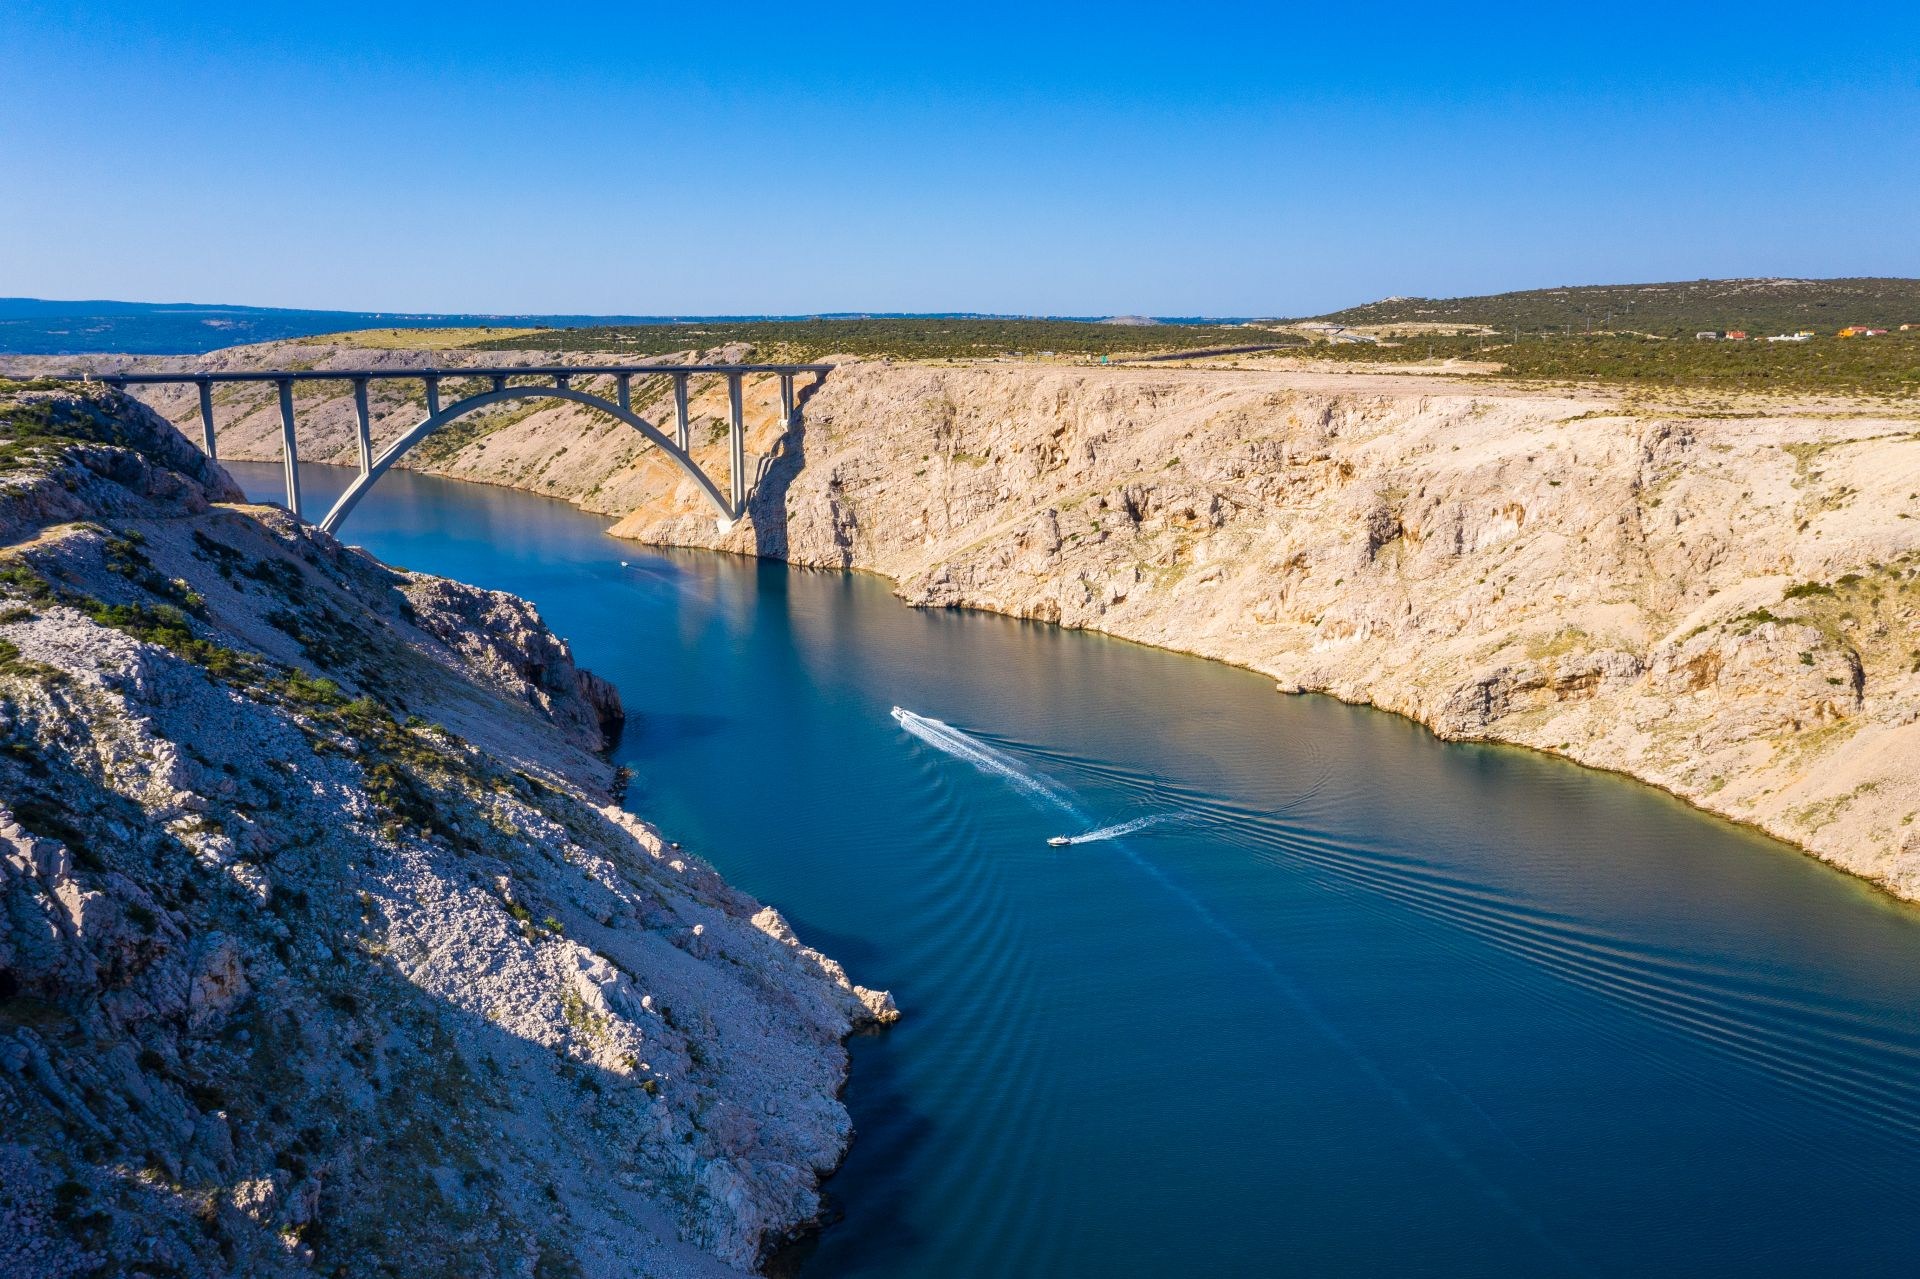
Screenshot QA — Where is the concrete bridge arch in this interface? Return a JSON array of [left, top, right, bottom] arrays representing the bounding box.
[[318, 381, 728, 535]]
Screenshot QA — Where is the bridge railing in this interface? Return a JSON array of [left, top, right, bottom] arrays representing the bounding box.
[[47, 363, 830, 528]]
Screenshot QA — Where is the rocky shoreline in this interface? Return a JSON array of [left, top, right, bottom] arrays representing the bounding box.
[[0, 381, 895, 1278]]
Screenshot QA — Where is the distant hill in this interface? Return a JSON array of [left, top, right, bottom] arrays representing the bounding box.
[[1312, 278, 1920, 337]]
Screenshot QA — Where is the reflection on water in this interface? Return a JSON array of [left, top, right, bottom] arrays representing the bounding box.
[[233, 462, 1920, 1277]]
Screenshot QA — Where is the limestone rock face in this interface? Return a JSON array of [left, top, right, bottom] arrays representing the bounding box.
[[0, 385, 892, 1278], [402, 574, 626, 753]]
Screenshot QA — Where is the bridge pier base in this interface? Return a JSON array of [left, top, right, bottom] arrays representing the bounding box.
[[276, 378, 302, 519]]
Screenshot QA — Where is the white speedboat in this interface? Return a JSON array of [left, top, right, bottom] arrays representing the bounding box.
[[1047, 835, 1072, 847]]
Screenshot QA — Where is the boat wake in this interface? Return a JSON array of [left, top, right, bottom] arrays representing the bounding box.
[[1049, 814, 1179, 846], [890, 706, 1082, 815]]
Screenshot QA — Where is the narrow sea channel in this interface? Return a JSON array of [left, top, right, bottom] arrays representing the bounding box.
[[232, 462, 1920, 1277]]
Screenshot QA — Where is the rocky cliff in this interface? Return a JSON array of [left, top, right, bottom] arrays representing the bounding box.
[[0, 380, 895, 1278]]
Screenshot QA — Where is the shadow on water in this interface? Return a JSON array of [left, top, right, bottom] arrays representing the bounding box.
[[765, 1027, 934, 1278], [622, 711, 733, 754], [768, 912, 892, 981], [759, 909, 928, 1277]]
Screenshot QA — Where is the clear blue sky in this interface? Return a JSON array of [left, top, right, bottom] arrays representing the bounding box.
[[3, 2, 1916, 317]]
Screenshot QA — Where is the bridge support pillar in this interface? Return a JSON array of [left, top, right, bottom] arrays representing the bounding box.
[[673, 373, 691, 451], [276, 379, 303, 519], [424, 374, 442, 418], [779, 373, 795, 430], [195, 378, 217, 458], [727, 372, 745, 515], [351, 377, 373, 475], [491, 374, 508, 393], [616, 374, 631, 413]]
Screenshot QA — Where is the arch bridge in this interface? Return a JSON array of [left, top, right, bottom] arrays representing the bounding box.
[[65, 363, 830, 534]]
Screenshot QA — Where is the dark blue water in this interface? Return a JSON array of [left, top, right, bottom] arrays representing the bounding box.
[[235, 462, 1920, 1277]]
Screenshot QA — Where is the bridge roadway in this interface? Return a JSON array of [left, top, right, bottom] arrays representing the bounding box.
[[51, 363, 831, 533]]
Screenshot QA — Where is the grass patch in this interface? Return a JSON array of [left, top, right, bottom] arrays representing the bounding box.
[[81, 597, 266, 683], [103, 529, 205, 613], [0, 637, 64, 683], [1314, 277, 1920, 337], [408, 400, 542, 466], [443, 307, 1920, 396]]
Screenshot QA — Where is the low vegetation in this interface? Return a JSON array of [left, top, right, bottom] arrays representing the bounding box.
[[1290, 329, 1920, 398], [444, 282, 1918, 397], [0, 383, 133, 472], [1311, 277, 1920, 337], [462, 316, 1289, 362], [0, 549, 485, 846], [1770, 555, 1920, 682]]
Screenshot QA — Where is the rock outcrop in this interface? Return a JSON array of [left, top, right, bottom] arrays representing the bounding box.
[[0, 381, 894, 1278]]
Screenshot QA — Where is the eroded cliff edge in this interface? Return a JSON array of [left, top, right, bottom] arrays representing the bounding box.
[[613, 362, 1920, 902], [0, 381, 895, 1278]]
